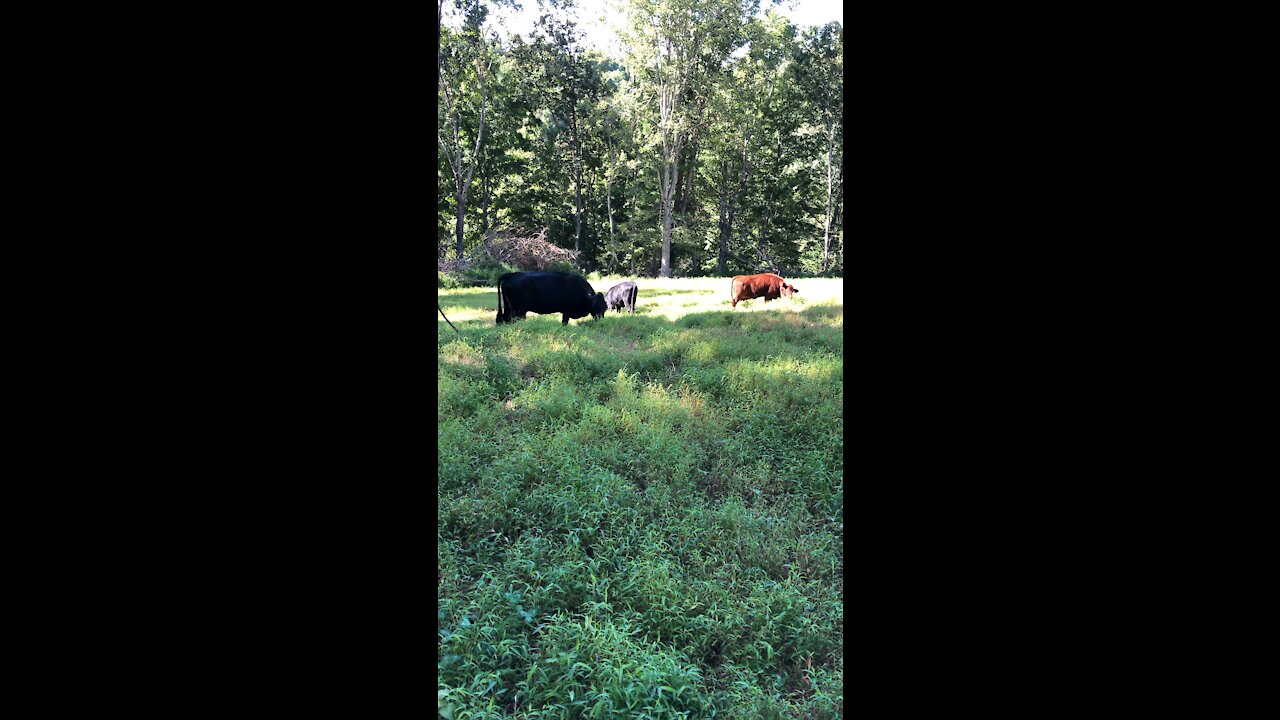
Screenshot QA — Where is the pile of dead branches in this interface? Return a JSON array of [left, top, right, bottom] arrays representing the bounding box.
[[483, 228, 579, 271], [438, 228, 580, 274]]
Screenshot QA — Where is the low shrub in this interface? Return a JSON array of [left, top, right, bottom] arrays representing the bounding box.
[[542, 259, 579, 274], [438, 278, 845, 719], [460, 262, 519, 287]]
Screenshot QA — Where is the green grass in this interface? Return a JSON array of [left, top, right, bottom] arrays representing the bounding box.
[[439, 277, 843, 719]]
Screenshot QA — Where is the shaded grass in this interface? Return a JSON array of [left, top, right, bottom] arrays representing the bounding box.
[[439, 278, 843, 719]]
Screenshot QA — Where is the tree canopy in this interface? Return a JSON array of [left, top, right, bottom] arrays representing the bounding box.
[[439, 0, 843, 277]]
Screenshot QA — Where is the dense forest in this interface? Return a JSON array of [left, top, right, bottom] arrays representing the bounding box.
[[439, 0, 843, 278]]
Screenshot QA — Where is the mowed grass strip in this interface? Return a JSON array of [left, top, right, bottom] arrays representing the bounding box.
[[439, 278, 843, 719]]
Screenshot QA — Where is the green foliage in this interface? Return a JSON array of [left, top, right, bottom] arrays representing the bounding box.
[[441, 262, 521, 289], [542, 260, 579, 274], [440, 0, 842, 279], [439, 279, 843, 718]]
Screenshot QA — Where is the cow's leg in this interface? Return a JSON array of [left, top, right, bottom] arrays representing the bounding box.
[[562, 313, 570, 325]]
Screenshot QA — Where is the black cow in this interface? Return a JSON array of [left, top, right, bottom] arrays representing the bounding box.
[[604, 281, 638, 314], [496, 272, 607, 325]]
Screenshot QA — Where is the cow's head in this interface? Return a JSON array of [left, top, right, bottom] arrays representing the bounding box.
[[589, 292, 607, 320], [781, 282, 798, 297]]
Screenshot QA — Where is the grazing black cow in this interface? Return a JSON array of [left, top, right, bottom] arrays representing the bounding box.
[[604, 281, 638, 314], [496, 272, 607, 326]]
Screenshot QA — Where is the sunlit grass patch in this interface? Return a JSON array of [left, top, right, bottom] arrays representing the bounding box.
[[438, 276, 843, 718]]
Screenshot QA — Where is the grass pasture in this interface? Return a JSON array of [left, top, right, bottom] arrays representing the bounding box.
[[438, 277, 844, 719]]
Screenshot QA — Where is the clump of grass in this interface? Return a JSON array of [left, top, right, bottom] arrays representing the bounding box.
[[439, 278, 844, 718]]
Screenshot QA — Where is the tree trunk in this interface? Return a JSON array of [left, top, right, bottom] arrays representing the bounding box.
[[715, 132, 751, 276], [657, 53, 683, 279], [660, 172, 674, 277], [607, 168, 617, 274], [570, 96, 584, 254], [674, 169, 685, 216], [437, 0, 452, 281], [822, 121, 835, 273], [630, 183, 638, 276], [759, 188, 777, 272], [479, 156, 491, 242], [717, 161, 729, 276], [833, 143, 844, 273], [574, 165, 584, 253], [455, 189, 466, 259], [684, 159, 696, 218], [659, 158, 675, 278], [679, 140, 697, 217], [441, 55, 489, 261]]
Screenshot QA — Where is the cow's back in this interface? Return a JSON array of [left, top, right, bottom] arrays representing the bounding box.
[[731, 273, 787, 306], [731, 273, 782, 298]]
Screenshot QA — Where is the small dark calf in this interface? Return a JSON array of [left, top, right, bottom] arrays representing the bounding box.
[[604, 281, 638, 314]]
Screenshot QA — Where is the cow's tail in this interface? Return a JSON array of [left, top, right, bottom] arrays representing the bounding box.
[[496, 272, 519, 323], [496, 275, 506, 323]]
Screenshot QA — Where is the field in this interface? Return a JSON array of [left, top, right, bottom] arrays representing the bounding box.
[[438, 277, 844, 719]]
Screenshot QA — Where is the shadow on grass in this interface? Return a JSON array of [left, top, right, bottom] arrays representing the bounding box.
[[440, 301, 841, 332], [440, 303, 844, 390]]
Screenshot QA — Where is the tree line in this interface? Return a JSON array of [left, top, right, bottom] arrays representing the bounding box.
[[439, 0, 842, 277]]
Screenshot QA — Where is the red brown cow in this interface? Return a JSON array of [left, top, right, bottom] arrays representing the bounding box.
[[730, 273, 798, 308]]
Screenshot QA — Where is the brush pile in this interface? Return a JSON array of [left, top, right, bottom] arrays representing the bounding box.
[[437, 228, 579, 273]]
